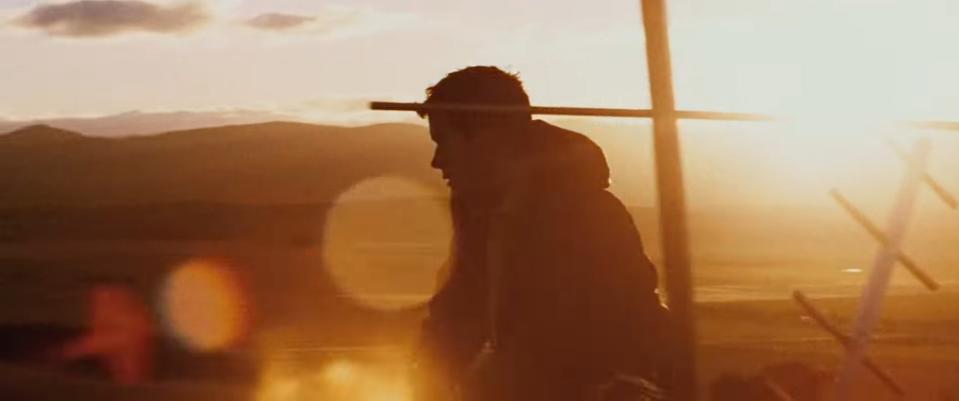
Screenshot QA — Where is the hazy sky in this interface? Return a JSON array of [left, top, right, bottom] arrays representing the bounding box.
[[0, 0, 648, 122], [3, 0, 959, 123]]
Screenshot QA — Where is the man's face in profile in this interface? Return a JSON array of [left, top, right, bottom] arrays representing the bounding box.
[[428, 113, 509, 202]]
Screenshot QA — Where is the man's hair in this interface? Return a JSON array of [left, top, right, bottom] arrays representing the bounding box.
[[420, 66, 531, 132]]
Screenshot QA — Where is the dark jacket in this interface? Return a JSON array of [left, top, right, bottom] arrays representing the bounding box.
[[418, 121, 668, 393]]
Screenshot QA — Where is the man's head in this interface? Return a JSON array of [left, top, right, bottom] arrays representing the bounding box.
[[420, 66, 532, 203]]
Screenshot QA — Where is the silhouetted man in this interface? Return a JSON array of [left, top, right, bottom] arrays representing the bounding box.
[[412, 66, 670, 401]]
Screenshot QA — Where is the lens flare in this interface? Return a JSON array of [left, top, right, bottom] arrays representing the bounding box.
[[324, 175, 452, 310], [160, 259, 250, 351]]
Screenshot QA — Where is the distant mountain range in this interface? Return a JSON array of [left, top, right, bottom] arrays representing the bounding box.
[[0, 122, 441, 207], [0, 110, 309, 138]]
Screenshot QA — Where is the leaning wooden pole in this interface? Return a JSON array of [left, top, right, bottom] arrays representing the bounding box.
[[640, 1, 697, 400]]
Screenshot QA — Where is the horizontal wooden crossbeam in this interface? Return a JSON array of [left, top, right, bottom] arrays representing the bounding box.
[[371, 101, 959, 131], [371, 101, 772, 121]]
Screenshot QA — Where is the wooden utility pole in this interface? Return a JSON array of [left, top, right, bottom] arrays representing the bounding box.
[[640, 1, 698, 400]]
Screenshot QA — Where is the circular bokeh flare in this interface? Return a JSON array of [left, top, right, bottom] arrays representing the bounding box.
[[160, 259, 250, 351], [323, 176, 452, 310]]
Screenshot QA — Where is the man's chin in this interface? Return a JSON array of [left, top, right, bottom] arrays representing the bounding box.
[[450, 187, 501, 205]]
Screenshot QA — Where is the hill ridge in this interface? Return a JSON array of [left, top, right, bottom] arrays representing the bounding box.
[[0, 124, 85, 145]]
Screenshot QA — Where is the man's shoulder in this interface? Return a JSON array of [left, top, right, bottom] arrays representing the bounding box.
[[528, 120, 597, 147], [524, 120, 611, 191]]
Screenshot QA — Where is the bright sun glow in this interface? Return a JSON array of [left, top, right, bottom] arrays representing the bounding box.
[[669, 1, 959, 122]]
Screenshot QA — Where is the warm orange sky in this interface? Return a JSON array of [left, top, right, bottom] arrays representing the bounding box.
[[3, 0, 959, 123]]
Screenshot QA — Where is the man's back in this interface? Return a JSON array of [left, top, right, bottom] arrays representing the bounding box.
[[419, 121, 669, 400], [492, 121, 665, 371]]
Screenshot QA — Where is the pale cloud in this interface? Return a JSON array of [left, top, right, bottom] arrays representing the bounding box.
[[239, 6, 415, 38], [244, 12, 318, 31], [13, 0, 210, 37]]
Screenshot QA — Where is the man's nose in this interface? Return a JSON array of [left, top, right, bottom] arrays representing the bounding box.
[[431, 149, 444, 170]]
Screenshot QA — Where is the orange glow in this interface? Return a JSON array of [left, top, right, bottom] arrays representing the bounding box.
[[321, 359, 358, 385], [257, 357, 411, 401], [160, 259, 250, 351]]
